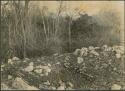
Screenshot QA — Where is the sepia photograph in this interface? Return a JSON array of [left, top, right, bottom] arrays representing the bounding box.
[[1, 0, 125, 90]]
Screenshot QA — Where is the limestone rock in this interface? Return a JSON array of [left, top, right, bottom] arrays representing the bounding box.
[[90, 50, 99, 56], [12, 77, 39, 90], [1, 83, 12, 90], [77, 57, 83, 64], [43, 80, 50, 85], [8, 59, 13, 65], [24, 65, 34, 72], [51, 86, 56, 90], [111, 84, 121, 90], [68, 82, 74, 88], [34, 69, 43, 74], [116, 53, 121, 59], [29, 62, 34, 66], [57, 80, 66, 90], [12, 57, 20, 61], [8, 75, 12, 80], [89, 46, 95, 51], [73, 49, 81, 56]]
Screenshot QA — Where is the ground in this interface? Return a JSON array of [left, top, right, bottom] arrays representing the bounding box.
[[1, 45, 125, 90]]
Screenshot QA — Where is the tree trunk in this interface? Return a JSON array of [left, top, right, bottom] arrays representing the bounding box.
[[23, 0, 29, 58]]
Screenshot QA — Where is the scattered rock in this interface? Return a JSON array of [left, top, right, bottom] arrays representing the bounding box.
[[37, 59, 41, 62], [105, 47, 112, 51], [24, 62, 34, 72], [24, 65, 34, 72], [73, 49, 81, 56], [53, 53, 59, 56], [90, 50, 99, 56], [8, 59, 13, 64], [56, 62, 60, 65], [66, 87, 74, 90], [102, 45, 108, 49], [47, 63, 51, 67], [1, 83, 12, 90], [77, 57, 83, 64], [29, 62, 34, 66], [34, 69, 43, 74], [51, 86, 56, 90], [12, 77, 39, 90], [41, 66, 51, 73], [113, 46, 124, 54], [64, 62, 70, 68], [94, 47, 100, 50], [57, 80, 66, 90], [40, 74, 44, 76], [23, 60, 27, 63], [1, 64, 5, 71], [8, 75, 12, 80], [113, 67, 117, 71], [12, 57, 20, 61], [80, 47, 88, 56], [35, 65, 52, 76], [26, 86, 39, 90], [43, 81, 50, 85], [57, 84, 65, 90], [89, 46, 95, 51], [65, 56, 70, 61], [1, 68, 3, 71], [116, 54, 121, 59], [44, 72, 49, 76], [1, 45, 124, 90], [68, 82, 74, 88], [1, 64, 5, 68], [111, 84, 121, 90]]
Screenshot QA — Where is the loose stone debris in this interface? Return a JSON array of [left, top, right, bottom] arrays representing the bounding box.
[[1, 45, 124, 90]]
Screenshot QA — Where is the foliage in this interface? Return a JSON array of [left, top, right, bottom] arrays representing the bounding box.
[[0, 1, 122, 60]]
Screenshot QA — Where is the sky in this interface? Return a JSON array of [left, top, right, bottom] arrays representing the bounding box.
[[2, 1, 124, 19], [31, 1, 124, 26], [31, 1, 124, 15]]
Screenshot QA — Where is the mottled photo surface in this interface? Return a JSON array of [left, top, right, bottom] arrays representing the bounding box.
[[1, 0, 124, 90]]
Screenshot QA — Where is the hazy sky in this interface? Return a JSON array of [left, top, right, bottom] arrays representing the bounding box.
[[31, 1, 124, 16]]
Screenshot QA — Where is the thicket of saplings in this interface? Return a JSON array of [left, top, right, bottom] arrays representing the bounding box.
[[1, 1, 121, 62]]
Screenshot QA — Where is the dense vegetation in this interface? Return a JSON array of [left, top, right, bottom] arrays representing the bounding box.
[[1, 1, 122, 61]]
